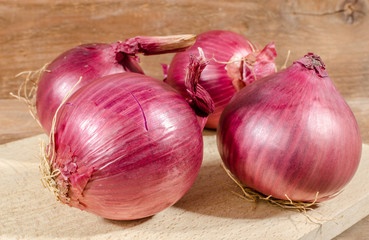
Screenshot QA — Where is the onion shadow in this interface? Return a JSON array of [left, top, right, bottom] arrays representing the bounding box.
[[1, 206, 152, 239], [174, 161, 285, 219], [103, 215, 152, 227]]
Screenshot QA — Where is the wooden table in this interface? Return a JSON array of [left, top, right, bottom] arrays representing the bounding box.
[[1, 1, 369, 238]]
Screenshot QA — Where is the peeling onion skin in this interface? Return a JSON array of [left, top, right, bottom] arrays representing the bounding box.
[[52, 72, 204, 220], [217, 53, 362, 202], [166, 30, 277, 129]]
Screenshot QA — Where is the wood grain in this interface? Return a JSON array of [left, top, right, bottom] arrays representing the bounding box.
[[1, 0, 369, 99], [0, 0, 368, 238], [0, 99, 42, 144], [1, 134, 369, 239]]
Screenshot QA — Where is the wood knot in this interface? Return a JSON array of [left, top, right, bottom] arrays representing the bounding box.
[[344, 2, 355, 15], [342, 0, 367, 24]]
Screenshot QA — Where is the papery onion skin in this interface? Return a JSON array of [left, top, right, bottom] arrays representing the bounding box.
[[51, 72, 205, 220], [165, 30, 277, 129], [36, 35, 196, 134], [217, 53, 362, 202]]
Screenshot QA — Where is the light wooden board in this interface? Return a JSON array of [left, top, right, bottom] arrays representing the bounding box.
[[1, 133, 369, 240]]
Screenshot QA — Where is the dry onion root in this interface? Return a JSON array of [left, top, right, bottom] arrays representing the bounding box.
[[221, 163, 319, 211], [39, 77, 82, 202], [220, 164, 345, 224], [10, 63, 50, 128]]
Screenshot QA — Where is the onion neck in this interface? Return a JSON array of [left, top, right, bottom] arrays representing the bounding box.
[[115, 52, 144, 74], [184, 48, 214, 127], [112, 34, 196, 76], [294, 53, 328, 78], [227, 42, 277, 92], [114, 34, 196, 56]]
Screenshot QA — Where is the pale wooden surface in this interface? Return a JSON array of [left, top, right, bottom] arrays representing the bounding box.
[[1, 133, 369, 240], [1, 99, 368, 239], [1, 0, 369, 238]]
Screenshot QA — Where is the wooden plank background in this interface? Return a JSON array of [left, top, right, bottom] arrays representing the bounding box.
[[0, 0, 368, 239], [1, 0, 369, 98]]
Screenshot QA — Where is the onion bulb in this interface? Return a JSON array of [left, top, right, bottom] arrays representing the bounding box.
[[217, 53, 362, 202], [41, 52, 213, 220], [36, 34, 196, 134], [165, 30, 277, 129]]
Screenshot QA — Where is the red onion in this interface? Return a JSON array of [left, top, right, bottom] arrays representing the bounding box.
[[217, 53, 362, 202], [41, 54, 213, 220], [36, 34, 196, 134], [165, 30, 277, 129]]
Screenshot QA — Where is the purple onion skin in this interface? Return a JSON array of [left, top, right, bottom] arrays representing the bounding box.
[[217, 53, 362, 202], [166, 30, 276, 129], [37, 43, 143, 134], [52, 72, 203, 220], [36, 34, 196, 134]]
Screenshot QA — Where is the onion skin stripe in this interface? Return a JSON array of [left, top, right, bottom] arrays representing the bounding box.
[[50, 72, 204, 220], [217, 53, 362, 202]]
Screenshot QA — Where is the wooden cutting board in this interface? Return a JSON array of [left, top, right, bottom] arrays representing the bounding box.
[[1, 132, 369, 240]]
